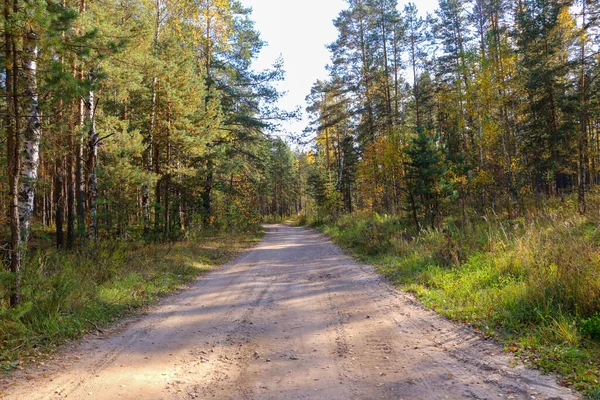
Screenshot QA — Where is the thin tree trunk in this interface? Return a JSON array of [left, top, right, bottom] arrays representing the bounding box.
[[378, 2, 392, 131], [357, 3, 375, 141], [5, 0, 22, 306], [410, 35, 421, 129], [578, 0, 587, 214], [76, 0, 87, 238], [86, 69, 98, 241], [163, 124, 171, 237], [55, 0, 67, 249], [142, 76, 157, 236], [76, 69, 86, 237], [178, 187, 186, 232], [143, 0, 161, 236], [154, 135, 161, 232], [66, 114, 76, 248], [202, 5, 214, 225], [491, 11, 518, 216], [392, 28, 400, 125], [55, 160, 65, 248], [202, 161, 213, 224], [163, 175, 170, 237]]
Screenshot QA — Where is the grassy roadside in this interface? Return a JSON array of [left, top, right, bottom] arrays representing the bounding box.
[[0, 228, 263, 371], [304, 211, 600, 398]]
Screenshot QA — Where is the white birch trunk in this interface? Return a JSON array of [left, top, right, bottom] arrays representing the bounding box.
[[18, 27, 41, 244], [87, 69, 98, 241]]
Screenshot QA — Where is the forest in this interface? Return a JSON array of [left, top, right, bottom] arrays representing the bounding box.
[[2, 0, 600, 396], [304, 0, 599, 224], [0, 0, 300, 305], [300, 0, 600, 395]]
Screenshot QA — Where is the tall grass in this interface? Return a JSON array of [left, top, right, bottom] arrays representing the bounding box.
[[0, 228, 262, 370], [311, 208, 600, 397]]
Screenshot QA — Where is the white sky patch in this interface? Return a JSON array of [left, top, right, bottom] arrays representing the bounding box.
[[240, 0, 439, 139]]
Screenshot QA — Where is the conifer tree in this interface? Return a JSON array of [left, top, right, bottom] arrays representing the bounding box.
[[515, 0, 576, 194], [405, 129, 452, 229]]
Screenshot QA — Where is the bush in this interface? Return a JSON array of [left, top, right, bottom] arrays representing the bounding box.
[[581, 314, 600, 341]]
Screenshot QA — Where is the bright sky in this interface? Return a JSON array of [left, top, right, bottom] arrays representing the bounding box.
[[239, 0, 438, 139]]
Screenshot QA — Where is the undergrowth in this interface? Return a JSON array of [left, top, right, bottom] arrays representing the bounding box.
[[0, 227, 263, 371], [308, 204, 600, 398]]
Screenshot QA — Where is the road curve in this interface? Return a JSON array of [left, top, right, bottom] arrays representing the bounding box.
[[2, 224, 578, 399]]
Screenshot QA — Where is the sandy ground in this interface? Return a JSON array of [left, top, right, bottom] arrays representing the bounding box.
[[1, 224, 579, 400]]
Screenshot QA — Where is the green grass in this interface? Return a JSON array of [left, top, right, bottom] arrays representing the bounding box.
[[307, 210, 600, 398], [0, 227, 263, 371]]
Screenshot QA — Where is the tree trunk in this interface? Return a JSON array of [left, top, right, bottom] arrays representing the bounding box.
[[163, 177, 170, 237], [410, 35, 421, 129], [55, 160, 65, 248], [378, 5, 393, 131], [163, 136, 171, 238], [202, 161, 214, 224], [18, 26, 42, 244], [154, 137, 161, 232], [66, 115, 76, 248], [178, 187, 186, 232], [142, 76, 157, 236], [86, 69, 98, 241], [4, 0, 22, 306], [357, 3, 375, 142], [578, 0, 587, 214], [143, 0, 161, 236], [76, 74, 86, 237], [76, 0, 87, 238]]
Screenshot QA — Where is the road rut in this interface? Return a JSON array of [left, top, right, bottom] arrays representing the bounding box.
[[2, 224, 578, 399]]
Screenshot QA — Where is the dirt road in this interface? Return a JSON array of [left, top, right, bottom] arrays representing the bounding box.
[[2, 224, 578, 399]]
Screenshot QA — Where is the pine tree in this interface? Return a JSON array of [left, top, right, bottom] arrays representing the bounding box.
[[404, 2, 428, 130], [515, 0, 576, 195], [405, 129, 452, 229]]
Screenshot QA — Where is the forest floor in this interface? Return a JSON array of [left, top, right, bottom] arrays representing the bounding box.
[[0, 224, 579, 399]]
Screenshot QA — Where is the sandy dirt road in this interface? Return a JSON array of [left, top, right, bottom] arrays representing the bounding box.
[[2, 224, 578, 400]]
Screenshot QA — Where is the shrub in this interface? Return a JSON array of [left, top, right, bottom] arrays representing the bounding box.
[[581, 314, 600, 341]]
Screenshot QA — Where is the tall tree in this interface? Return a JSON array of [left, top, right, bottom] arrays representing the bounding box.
[[516, 0, 576, 194], [404, 2, 428, 130]]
